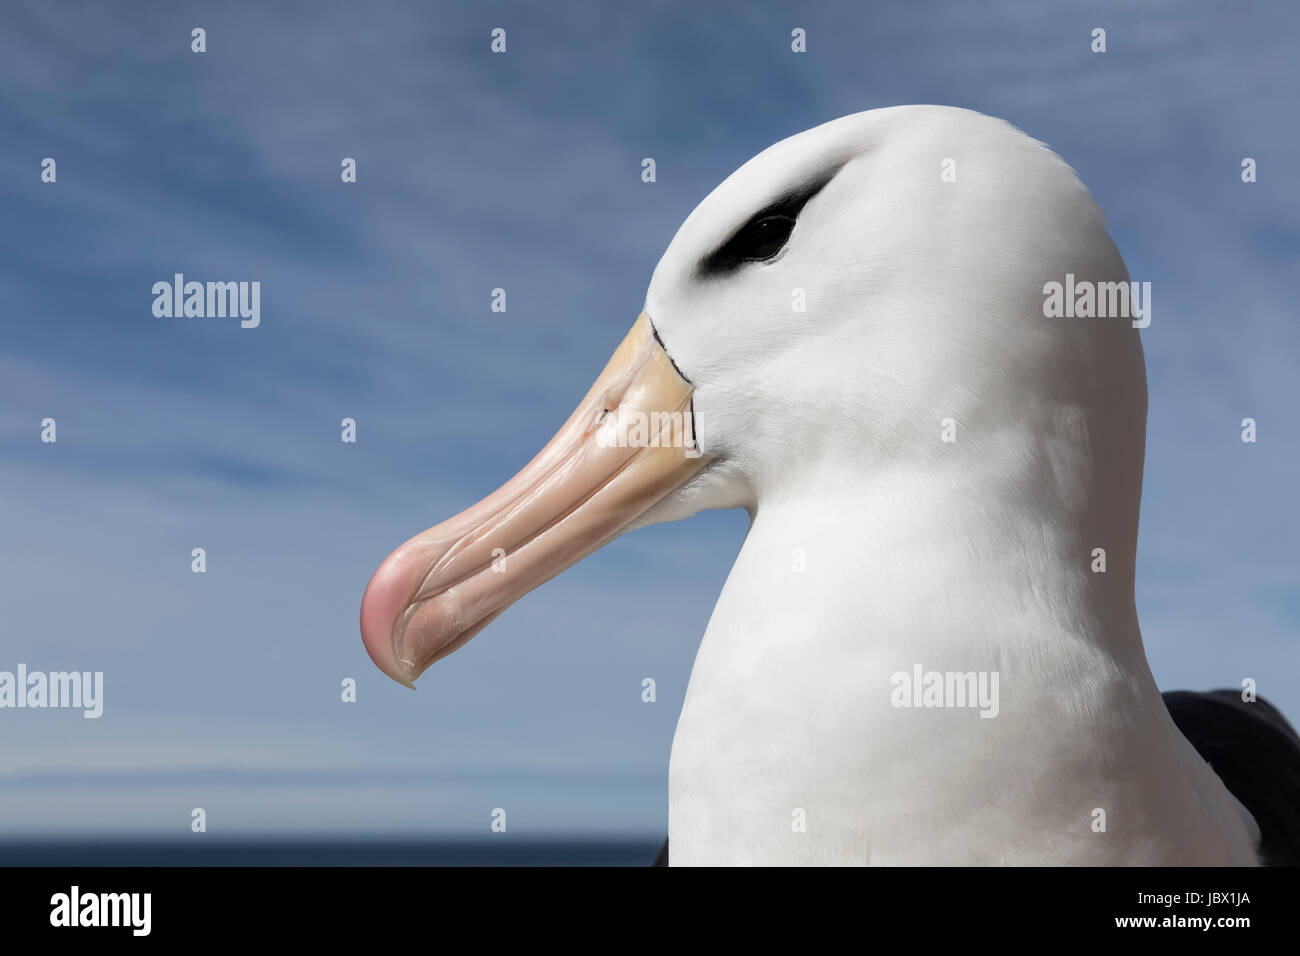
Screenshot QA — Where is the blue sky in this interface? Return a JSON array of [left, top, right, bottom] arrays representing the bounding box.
[[1, 0, 1297, 838]]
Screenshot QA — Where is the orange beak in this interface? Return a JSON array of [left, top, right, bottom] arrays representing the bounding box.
[[360, 313, 708, 687]]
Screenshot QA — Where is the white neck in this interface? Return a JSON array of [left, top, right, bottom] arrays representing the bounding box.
[[667, 462, 1259, 865]]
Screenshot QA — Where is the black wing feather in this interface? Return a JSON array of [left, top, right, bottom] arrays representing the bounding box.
[[1163, 689, 1300, 866]]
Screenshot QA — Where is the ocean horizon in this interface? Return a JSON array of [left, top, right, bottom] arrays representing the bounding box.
[[0, 838, 664, 867]]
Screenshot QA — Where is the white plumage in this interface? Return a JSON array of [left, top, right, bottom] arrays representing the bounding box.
[[638, 106, 1260, 864]]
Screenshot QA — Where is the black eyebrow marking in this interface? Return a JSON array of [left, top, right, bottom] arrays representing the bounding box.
[[696, 167, 841, 278]]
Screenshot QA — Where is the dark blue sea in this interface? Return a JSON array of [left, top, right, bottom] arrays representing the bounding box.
[[0, 838, 663, 867]]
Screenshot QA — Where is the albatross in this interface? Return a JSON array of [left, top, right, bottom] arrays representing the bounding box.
[[360, 105, 1300, 866]]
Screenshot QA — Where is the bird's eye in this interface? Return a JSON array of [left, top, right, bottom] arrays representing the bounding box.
[[729, 214, 796, 261], [698, 174, 839, 278]]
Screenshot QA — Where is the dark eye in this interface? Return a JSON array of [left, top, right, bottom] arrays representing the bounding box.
[[728, 214, 796, 261], [697, 173, 840, 278]]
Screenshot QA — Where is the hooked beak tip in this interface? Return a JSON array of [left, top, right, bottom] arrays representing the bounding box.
[[360, 558, 423, 689]]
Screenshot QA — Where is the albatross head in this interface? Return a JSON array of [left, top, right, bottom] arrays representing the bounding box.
[[361, 104, 1147, 689]]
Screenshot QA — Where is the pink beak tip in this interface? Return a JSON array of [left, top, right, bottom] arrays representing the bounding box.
[[359, 557, 421, 689]]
